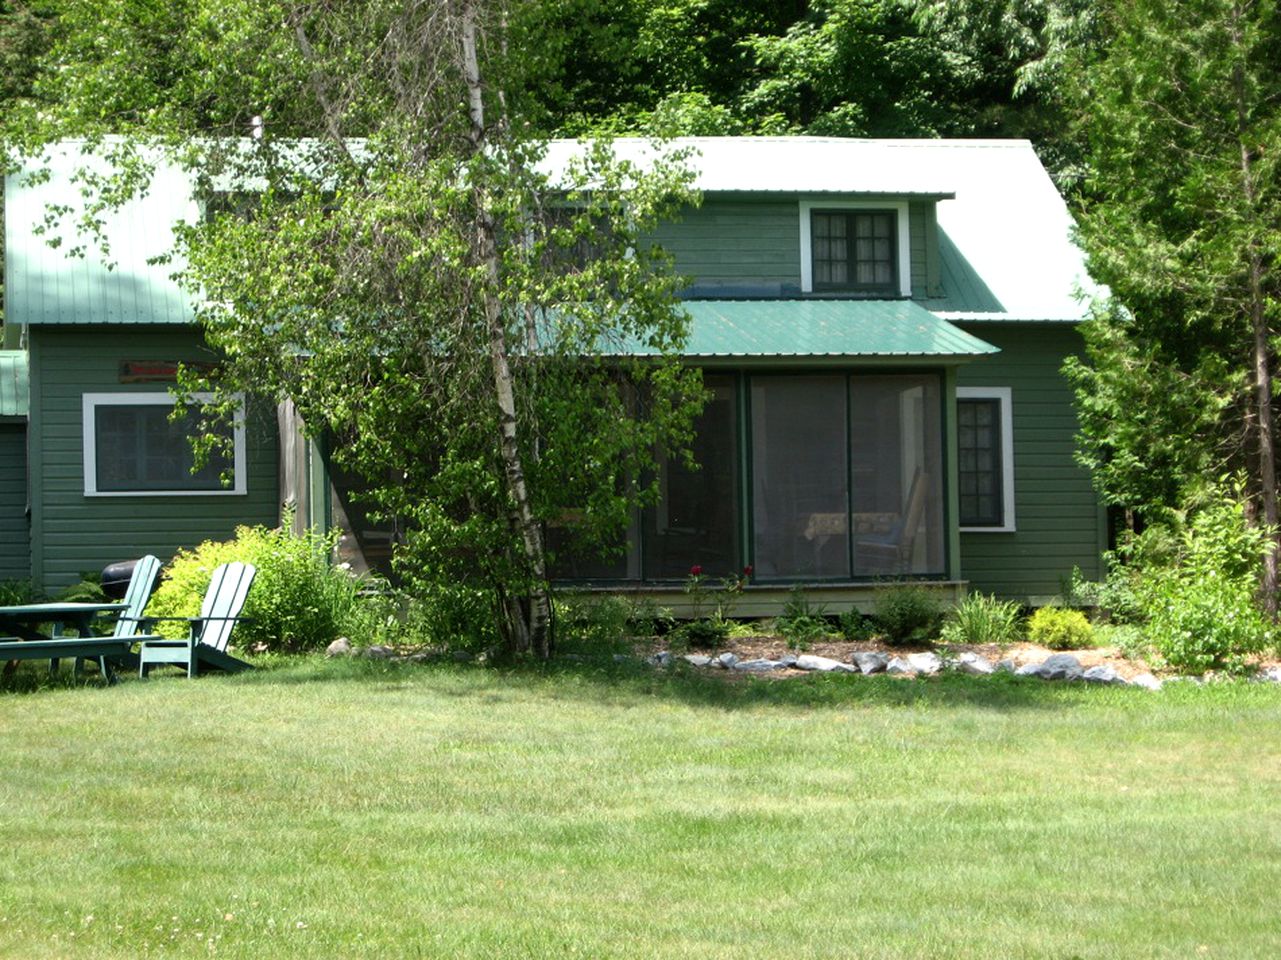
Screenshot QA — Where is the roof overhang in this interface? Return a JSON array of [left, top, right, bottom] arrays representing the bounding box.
[[602, 299, 998, 364]]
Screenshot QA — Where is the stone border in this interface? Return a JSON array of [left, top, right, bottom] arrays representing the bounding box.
[[647, 650, 1281, 690]]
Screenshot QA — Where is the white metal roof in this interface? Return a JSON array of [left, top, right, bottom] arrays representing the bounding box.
[[542, 136, 1098, 322]]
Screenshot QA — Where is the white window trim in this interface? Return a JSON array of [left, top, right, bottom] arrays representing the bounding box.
[[82, 391, 248, 497], [799, 200, 911, 297], [957, 386, 1015, 533]]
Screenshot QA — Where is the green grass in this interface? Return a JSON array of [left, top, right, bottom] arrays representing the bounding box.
[[2, 658, 1280, 958]]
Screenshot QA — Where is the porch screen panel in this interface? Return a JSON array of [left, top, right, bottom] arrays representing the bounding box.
[[751, 376, 849, 579], [849, 375, 945, 576], [642, 375, 739, 578]]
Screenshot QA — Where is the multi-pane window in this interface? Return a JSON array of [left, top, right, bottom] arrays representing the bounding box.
[[82, 393, 245, 496], [958, 397, 1004, 526], [811, 210, 897, 293]]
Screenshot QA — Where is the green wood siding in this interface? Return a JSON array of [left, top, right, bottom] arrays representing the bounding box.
[[651, 196, 935, 298], [0, 425, 29, 580], [956, 324, 1105, 600], [651, 198, 801, 293], [28, 327, 279, 591]]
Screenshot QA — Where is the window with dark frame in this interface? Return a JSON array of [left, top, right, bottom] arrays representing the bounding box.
[[811, 210, 897, 293], [958, 398, 1004, 526], [93, 404, 234, 493]]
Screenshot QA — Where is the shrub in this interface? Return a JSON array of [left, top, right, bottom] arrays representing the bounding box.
[[777, 586, 830, 651], [875, 585, 941, 646], [554, 593, 633, 653], [145, 523, 362, 652], [1027, 606, 1094, 651], [940, 592, 1023, 648], [838, 608, 875, 642], [1134, 496, 1274, 672], [671, 617, 731, 650]]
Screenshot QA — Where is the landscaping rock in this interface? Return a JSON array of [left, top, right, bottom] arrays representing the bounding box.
[[885, 657, 915, 676], [996, 658, 1017, 673], [325, 637, 352, 657], [733, 658, 783, 672], [956, 652, 995, 676], [649, 651, 674, 667], [716, 652, 739, 669], [795, 654, 844, 672], [1129, 672, 1163, 691], [451, 649, 475, 662], [363, 644, 395, 659], [778, 653, 799, 668], [683, 654, 713, 668], [853, 651, 889, 675], [1082, 664, 1123, 685], [1015, 662, 1043, 677], [1255, 666, 1281, 683], [907, 652, 942, 675], [1038, 653, 1084, 681]]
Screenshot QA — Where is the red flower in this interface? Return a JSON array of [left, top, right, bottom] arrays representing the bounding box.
[[689, 565, 703, 576], [743, 565, 754, 576]]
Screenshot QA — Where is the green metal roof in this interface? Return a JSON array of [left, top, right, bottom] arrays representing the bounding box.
[[0, 351, 29, 418], [612, 299, 997, 360], [6, 145, 196, 326]]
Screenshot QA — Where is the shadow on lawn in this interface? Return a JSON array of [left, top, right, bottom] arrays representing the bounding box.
[[218, 651, 1134, 713], [0, 650, 1188, 712]]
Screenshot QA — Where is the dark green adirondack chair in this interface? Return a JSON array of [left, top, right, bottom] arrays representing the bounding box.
[[0, 554, 162, 684], [136, 562, 257, 678]]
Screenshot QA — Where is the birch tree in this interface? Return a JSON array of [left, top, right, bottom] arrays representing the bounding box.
[[13, 0, 703, 656]]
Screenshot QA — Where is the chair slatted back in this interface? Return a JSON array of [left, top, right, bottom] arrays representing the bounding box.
[[112, 555, 162, 639], [197, 562, 257, 652]]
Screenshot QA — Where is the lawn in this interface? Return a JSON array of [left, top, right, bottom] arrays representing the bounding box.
[[1, 658, 1279, 959]]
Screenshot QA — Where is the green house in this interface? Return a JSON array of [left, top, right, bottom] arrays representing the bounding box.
[[1, 137, 1105, 613]]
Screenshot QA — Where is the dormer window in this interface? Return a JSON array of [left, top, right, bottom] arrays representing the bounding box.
[[799, 200, 912, 297], [811, 210, 897, 293]]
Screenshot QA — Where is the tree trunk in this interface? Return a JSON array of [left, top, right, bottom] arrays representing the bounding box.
[[1231, 11, 1279, 614], [461, 0, 553, 656]]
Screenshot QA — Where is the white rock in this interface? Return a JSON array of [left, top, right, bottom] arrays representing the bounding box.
[[853, 651, 889, 675], [795, 654, 844, 672], [1038, 653, 1084, 681], [649, 651, 674, 667], [1082, 664, 1122, 684], [996, 658, 1017, 673], [1015, 662, 1042, 677], [907, 652, 942, 675], [1255, 666, 1281, 683], [733, 658, 783, 672], [325, 637, 352, 657], [957, 653, 996, 676], [885, 657, 915, 676], [1129, 672, 1163, 691], [683, 654, 713, 668], [778, 653, 799, 668], [363, 644, 395, 659], [716, 652, 739, 669]]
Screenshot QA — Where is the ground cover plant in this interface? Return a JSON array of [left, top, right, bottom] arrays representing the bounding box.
[[2, 660, 1280, 958]]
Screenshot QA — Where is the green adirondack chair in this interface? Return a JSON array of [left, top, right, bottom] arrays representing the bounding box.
[[0, 554, 163, 685], [136, 562, 257, 678]]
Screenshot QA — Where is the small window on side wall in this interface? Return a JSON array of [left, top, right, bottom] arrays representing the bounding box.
[[82, 392, 246, 497], [957, 387, 1014, 531]]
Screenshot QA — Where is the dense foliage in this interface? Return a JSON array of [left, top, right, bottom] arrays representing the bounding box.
[[1066, 0, 1281, 605], [145, 523, 363, 652]]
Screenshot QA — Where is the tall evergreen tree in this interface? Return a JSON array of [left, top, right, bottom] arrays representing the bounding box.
[[1066, 0, 1281, 607]]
